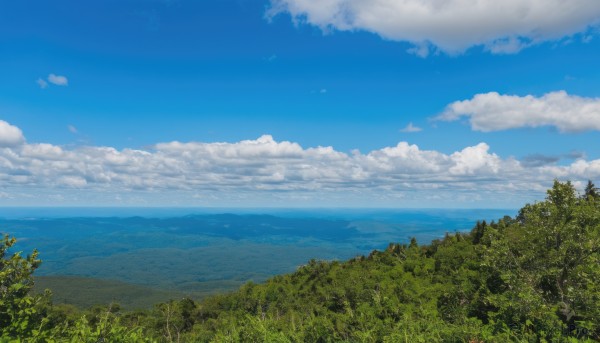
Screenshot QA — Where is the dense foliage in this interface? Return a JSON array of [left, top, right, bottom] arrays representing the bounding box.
[[1, 180, 599, 342]]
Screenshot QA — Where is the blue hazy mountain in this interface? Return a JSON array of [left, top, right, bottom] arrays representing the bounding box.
[[1, 208, 512, 304]]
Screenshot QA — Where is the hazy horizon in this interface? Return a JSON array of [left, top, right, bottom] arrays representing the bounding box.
[[0, 206, 518, 219]]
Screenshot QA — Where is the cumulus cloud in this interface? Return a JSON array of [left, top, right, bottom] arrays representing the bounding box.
[[437, 91, 600, 132], [0, 120, 25, 146], [48, 73, 68, 86], [0, 120, 598, 206], [399, 122, 422, 133], [267, 0, 600, 55]]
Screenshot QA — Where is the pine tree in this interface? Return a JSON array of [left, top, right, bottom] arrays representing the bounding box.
[[584, 180, 599, 199]]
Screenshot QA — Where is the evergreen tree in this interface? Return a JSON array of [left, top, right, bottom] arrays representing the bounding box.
[[584, 180, 599, 199]]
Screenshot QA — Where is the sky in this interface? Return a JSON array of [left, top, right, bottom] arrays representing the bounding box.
[[1, 0, 600, 208]]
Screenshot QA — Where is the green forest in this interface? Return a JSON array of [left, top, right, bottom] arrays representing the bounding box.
[[1, 180, 599, 342]]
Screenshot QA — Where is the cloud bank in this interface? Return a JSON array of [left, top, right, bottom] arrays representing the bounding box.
[[0, 120, 598, 206], [267, 0, 600, 55], [438, 91, 600, 132]]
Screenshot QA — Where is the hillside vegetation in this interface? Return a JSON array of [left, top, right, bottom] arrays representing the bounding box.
[[1, 181, 599, 342], [33, 276, 186, 310]]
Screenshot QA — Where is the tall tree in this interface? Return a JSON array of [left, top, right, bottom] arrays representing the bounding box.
[[584, 180, 599, 199]]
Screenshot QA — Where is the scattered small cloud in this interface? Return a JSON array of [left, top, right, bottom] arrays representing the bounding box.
[[406, 43, 431, 58], [399, 122, 422, 133], [266, 54, 278, 62], [48, 73, 68, 86], [521, 154, 561, 167], [320, 89, 327, 94], [437, 91, 600, 133], [68, 125, 78, 134], [522, 151, 586, 167], [36, 78, 48, 89], [485, 37, 531, 54]]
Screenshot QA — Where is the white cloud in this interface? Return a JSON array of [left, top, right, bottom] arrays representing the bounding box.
[[0, 120, 25, 146], [399, 122, 422, 133], [438, 91, 600, 132], [0, 119, 598, 206], [48, 73, 68, 86], [36, 78, 48, 89], [449, 143, 501, 175], [68, 125, 78, 134], [406, 43, 431, 58], [267, 0, 600, 55]]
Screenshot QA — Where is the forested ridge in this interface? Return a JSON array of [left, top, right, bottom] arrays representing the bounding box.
[[1, 181, 599, 342]]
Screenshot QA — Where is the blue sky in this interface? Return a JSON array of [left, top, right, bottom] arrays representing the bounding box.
[[1, 0, 600, 207]]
